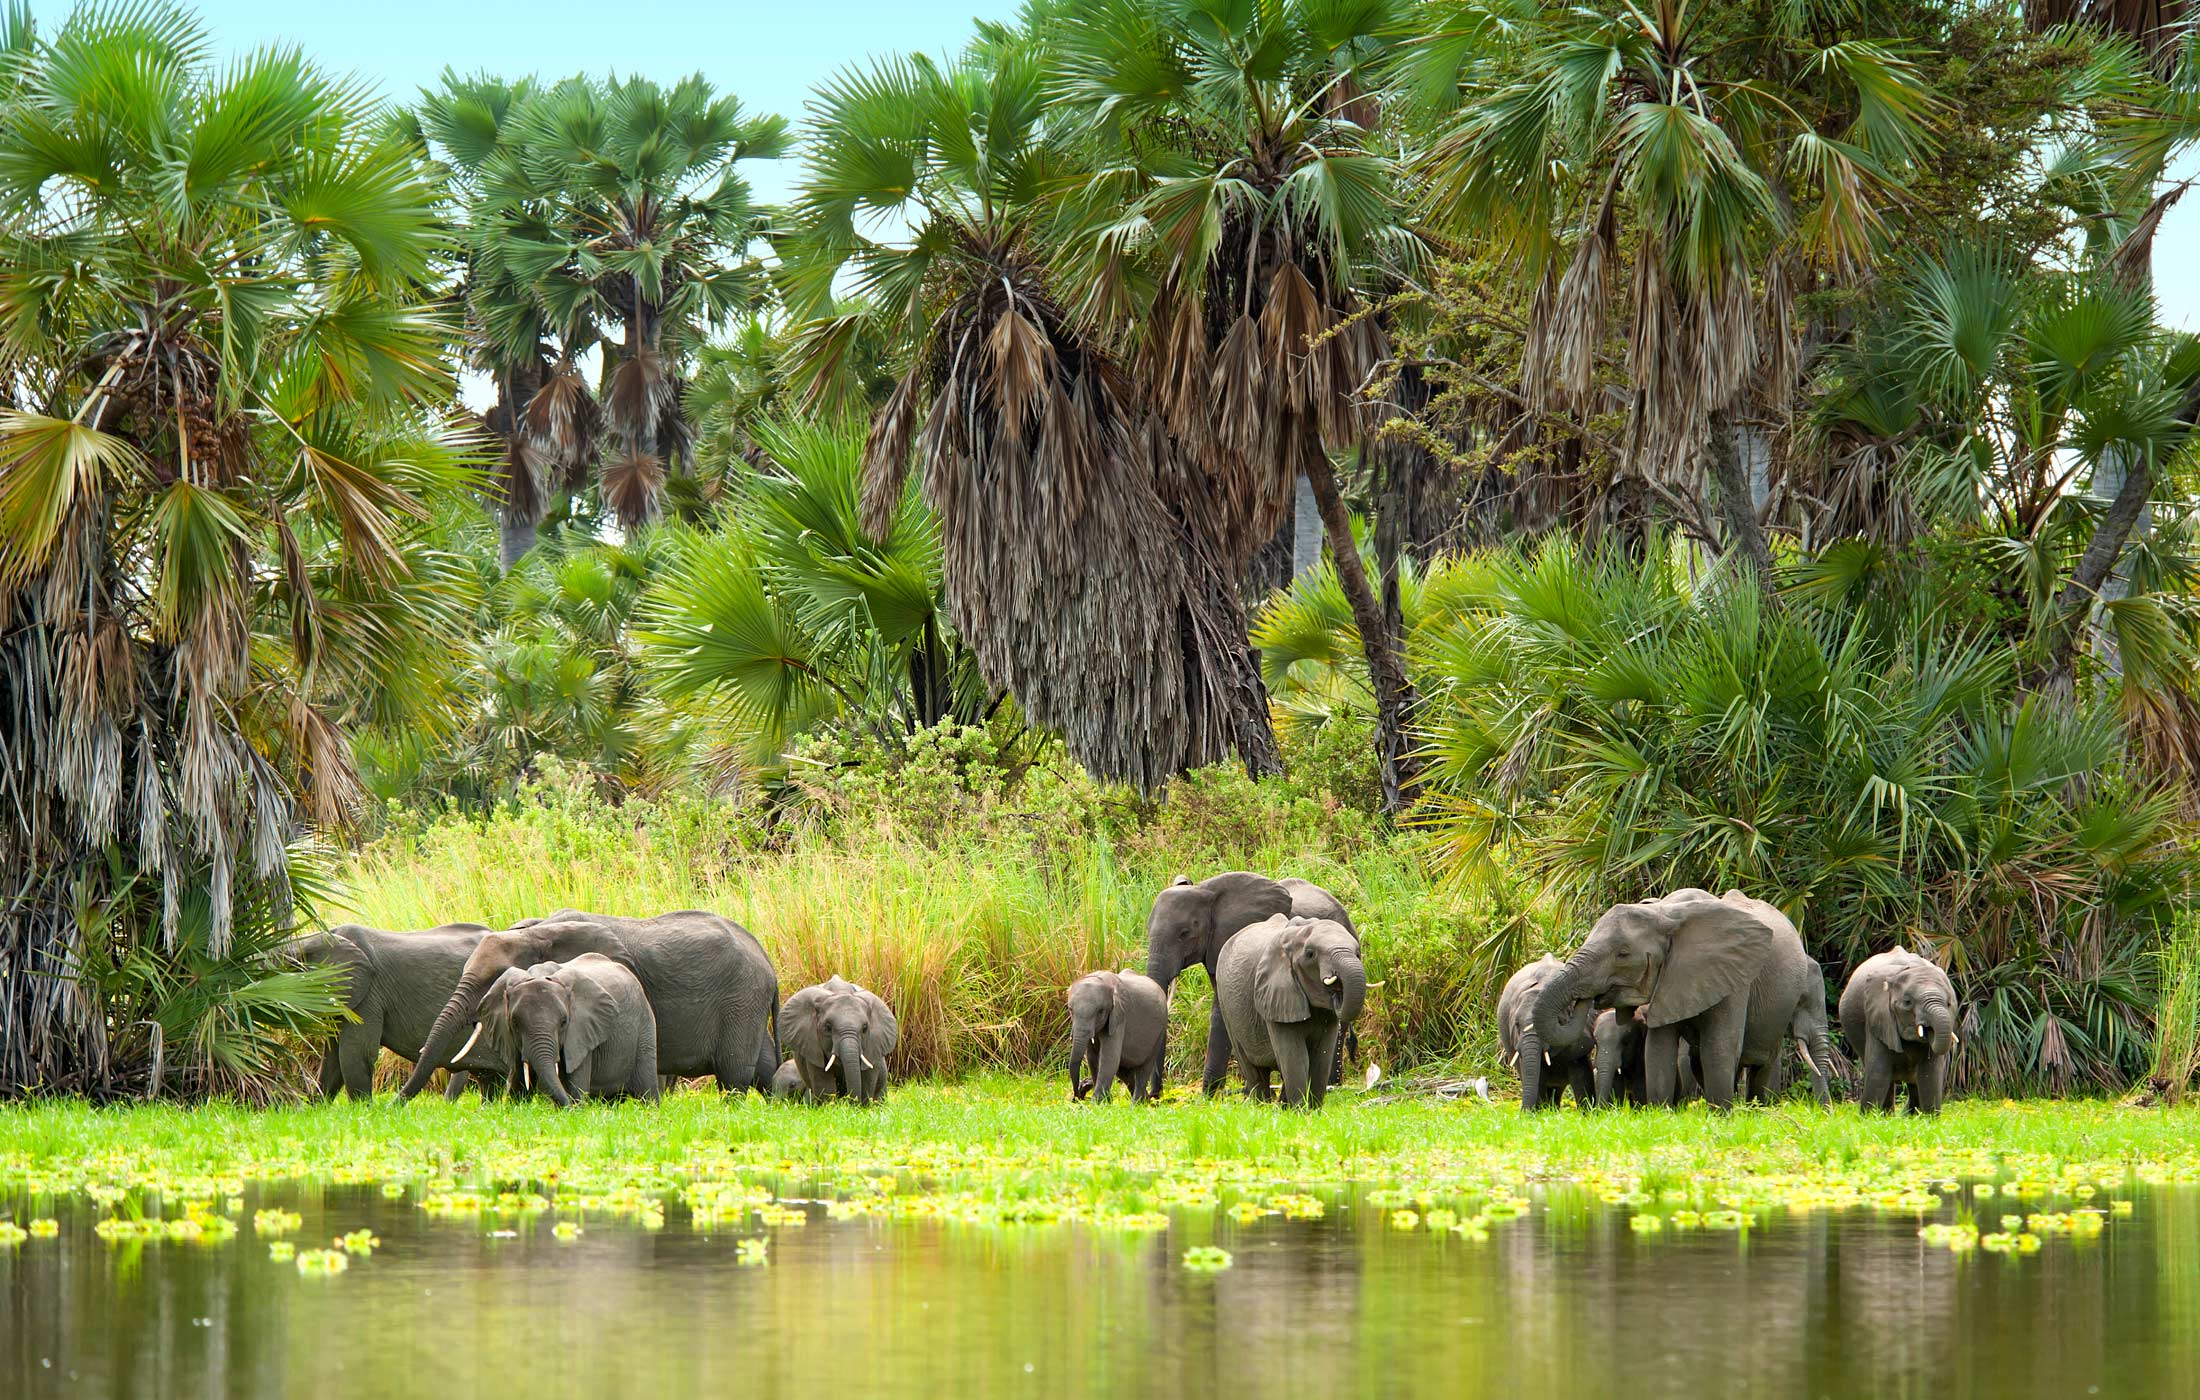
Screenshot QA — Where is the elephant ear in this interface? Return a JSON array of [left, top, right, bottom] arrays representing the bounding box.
[[1645, 891, 1773, 1029], [863, 990, 899, 1059], [1254, 927, 1312, 1024], [1208, 871, 1295, 939], [782, 987, 828, 1063], [1863, 966, 1903, 1050], [561, 963, 618, 1071]]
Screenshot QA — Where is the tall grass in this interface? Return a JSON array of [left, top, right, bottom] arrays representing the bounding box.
[[341, 770, 1550, 1082], [2152, 913, 2200, 1102]]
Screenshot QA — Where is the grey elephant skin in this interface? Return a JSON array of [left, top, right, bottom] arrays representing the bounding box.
[[476, 954, 659, 1106], [1145, 872, 1357, 1095], [781, 976, 898, 1104], [293, 923, 506, 1100], [769, 1058, 807, 1101], [398, 909, 780, 1101], [1593, 1007, 1704, 1106], [1499, 956, 1592, 1110], [1214, 915, 1365, 1109], [1066, 970, 1169, 1102], [1533, 888, 1825, 1110], [1840, 950, 1956, 1114]]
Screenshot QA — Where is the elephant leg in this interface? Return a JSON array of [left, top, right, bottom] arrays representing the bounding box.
[[1202, 1005, 1233, 1098], [1566, 1058, 1594, 1111], [1306, 1026, 1341, 1110], [1694, 1005, 1747, 1111], [443, 1071, 472, 1102], [1644, 1024, 1681, 1106], [1242, 1061, 1274, 1101], [1857, 1047, 1895, 1113], [337, 1015, 381, 1100], [316, 1046, 342, 1101], [1094, 1033, 1124, 1105], [1916, 1055, 1947, 1115], [1275, 1032, 1313, 1109]]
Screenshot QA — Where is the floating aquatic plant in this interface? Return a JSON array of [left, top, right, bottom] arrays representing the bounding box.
[[1181, 1246, 1232, 1271]]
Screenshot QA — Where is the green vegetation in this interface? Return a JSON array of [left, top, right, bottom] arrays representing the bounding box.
[[343, 751, 1534, 1079], [5, 0, 2200, 1103], [6, 1082, 2200, 1217]]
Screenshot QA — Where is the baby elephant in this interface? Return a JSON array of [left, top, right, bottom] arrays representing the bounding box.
[[1592, 1007, 1702, 1106], [1066, 970, 1169, 1102], [1215, 915, 1365, 1109], [472, 953, 659, 1106], [780, 977, 898, 1104], [1841, 950, 1957, 1114], [769, 1058, 807, 1101]]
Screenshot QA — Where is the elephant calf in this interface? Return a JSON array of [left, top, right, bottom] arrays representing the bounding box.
[[1592, 1008, 1703, 1106], [1499, 957, 1593, 1110], [769, 1058, 807, 1101], [781, 977, 898, 1104], [1066, 970, 1169, 1103], [475, 954, 659, 1106], [1840, 950, 1957, 1114], [1215, 915, 1365, 1109]]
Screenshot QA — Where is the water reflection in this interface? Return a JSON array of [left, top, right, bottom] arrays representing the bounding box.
[[2, 1187, 2191, 1399]]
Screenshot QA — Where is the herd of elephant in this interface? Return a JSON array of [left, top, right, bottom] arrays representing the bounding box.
[[292, 878, 1954, 1115], [1500, 888, 1959, 1114]]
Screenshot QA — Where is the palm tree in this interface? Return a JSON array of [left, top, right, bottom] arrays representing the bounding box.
[[1412, 0, 1942, 584], [500, 74, 785, 530], [641, 416, 984, 768], [782, 39, 1282, 791], [410, 69, 555, 571], [0, 4, 473, 1093], [1049, 0, 1432, 811]]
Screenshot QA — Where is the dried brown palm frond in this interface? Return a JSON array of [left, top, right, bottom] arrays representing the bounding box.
[[523, 359, 600, 492], [605, 346, 675, 444], [600, 444, 666, 527], [873, 258, 1277, 789]]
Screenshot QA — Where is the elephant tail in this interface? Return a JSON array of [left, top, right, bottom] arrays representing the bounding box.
[[769, 1002, 782, 1066]]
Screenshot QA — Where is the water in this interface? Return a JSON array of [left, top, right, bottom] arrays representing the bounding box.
[[5, 1185, 2195, 1399]]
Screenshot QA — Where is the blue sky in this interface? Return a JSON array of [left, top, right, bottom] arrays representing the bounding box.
[[25, 0, 2200, 329]]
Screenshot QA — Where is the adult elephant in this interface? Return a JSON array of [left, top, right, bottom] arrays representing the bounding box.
[[1532, 888, 1818, 1110], [1497, 957, 1593, 1110], [1145, 872, 1356, 1095], [396, 909, 779, 1101], [1839, 950, 1957, 1114], [1214, 916, 1365, 1109], [293, 923, 506, 1100], [1593, 1008, 1704, 1106]]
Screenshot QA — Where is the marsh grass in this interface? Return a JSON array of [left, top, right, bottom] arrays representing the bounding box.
[[340, 783, 1548, 1081], [2150, 912, 2200, 1102], [8, 1078, 2200, 1183]]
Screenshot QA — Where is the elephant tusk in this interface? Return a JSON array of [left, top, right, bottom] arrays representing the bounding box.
[[1323, 975, 1338, 986], [862, 1055, 874, 1070], [454, 1022, 484, 1065], [1543, 1051, 1552, 1068], [1794, 1038, 1819, 1075], [522, 1063, 532, 1090], [1917, 1023, 1927, 1040], [825, 1052, 837, 1071]]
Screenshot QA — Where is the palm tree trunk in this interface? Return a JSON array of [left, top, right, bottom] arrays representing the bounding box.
[[1303, 444, 1422, 814], [2045, 452, 2155, 693], [1708, 409, 1777, 597]]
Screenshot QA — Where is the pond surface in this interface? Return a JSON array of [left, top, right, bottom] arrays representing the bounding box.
[[3, 1183, 2194, 1399]]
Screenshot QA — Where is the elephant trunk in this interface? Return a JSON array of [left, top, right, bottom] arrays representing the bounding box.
[[1593, 1055, 1616, 1108], [1145, 946, 1183, 993], [1068, 1022, 1094, 1100], [527, 1026, 571, 1108], [400, 974, 488, 1101], [1517, 1030, 1545, 1110], [1531, 956, 1590, 1058], [836, 1031, 863, 1102], [1922, 998, 1954, 1058], [1324, 958, 1367, 1026]]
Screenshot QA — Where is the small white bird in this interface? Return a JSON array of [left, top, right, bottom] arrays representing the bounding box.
[[1466, 1077, 1493, 1104], [1363, 1062, 1384, 1091]]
